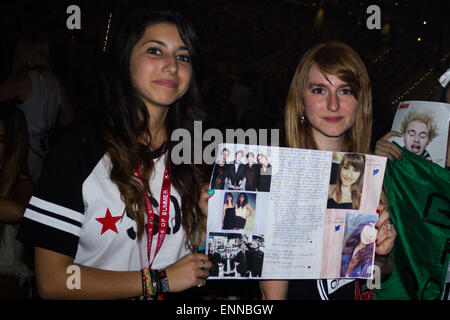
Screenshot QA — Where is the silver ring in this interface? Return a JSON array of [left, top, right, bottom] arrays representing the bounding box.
[[386, 223, 393, 231]]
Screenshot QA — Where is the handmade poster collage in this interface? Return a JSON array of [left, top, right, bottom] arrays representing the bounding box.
[[206, 143, 387, 280]]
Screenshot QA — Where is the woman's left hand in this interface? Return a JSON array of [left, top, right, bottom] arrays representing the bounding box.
[[375, 131, 403, 161], [198, 183, 214, 217], [375, 204, 397, 255]]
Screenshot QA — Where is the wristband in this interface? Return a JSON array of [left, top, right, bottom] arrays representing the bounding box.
[[150, 269, 161, 294], [141, 268, 148, 297], [158, 269, 169, 293], [141, 266, 157, 298], [139, 267, 169, 300]]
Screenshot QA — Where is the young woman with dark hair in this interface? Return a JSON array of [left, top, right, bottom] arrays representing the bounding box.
[[234, 193, 255, 230], [222, 192, 236, 230], [17, 9, 212, 299]]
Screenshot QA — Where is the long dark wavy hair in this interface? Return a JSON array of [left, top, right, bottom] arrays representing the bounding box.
[[99, 9, 206, 249], [237, 193, 248, 208], [224, 192, 234, 205]]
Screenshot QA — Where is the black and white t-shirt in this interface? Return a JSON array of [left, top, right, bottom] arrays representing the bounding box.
[[18, 132, 190, 271], [288, 279, 373, 300]]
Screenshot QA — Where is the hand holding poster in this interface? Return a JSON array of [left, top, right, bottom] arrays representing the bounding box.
[[373, 144, 450, 300], [206, 143, 387, 280], [372, 100, 450, 299]]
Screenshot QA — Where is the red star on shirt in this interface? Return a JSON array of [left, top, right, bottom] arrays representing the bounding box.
[[96, 208, 122, 235]]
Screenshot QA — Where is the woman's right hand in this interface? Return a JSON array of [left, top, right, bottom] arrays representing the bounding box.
[[165, 253, 211, 292], [374, 131, 403, 161]]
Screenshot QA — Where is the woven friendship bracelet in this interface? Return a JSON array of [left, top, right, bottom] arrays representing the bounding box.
[[141, 267, 155, 298], [140, 268, 147, 297]]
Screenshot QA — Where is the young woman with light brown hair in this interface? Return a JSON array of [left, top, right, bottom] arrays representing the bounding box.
[[284, 42, 373, 153], [260, 41, 397, 300]]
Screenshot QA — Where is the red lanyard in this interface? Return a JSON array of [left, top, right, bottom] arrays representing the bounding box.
[[135, 150, 171, 268]]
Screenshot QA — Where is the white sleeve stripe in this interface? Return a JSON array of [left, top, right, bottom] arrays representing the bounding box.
[[24, 208, 81, 237], [29, 196, 84, 223], [317, 280, 329, 300]]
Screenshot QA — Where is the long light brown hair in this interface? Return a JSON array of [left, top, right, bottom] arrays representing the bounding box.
[[285, 41, 372, 153]]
